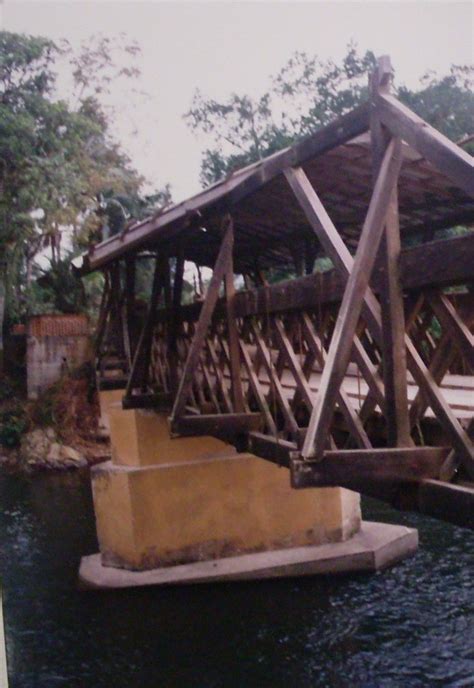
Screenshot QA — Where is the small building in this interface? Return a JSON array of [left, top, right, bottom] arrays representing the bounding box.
[[27, 314, 90, 399]]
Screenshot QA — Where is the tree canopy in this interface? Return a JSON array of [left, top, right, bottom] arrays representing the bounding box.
[[184, 44, 474, 186], [0, 31, 170, 336]]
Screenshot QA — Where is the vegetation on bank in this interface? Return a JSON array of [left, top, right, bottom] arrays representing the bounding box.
[[0, 363, 107, 470], [0, 31, 171, 351]]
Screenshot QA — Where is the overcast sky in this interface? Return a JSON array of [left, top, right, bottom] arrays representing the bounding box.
[[2, 1, 473, 202]]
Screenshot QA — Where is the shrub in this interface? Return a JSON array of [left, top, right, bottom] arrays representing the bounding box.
[[0, 407, 27, 448]]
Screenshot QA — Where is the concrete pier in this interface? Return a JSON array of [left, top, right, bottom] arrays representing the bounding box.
[[81, 391, 418, 587]]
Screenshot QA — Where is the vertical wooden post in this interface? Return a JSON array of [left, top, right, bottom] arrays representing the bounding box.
[[224, 217, 245, 412], [168, 248, 185, 395], [171, 219, 234, 424], [110, 263, 125, 359], [370, 56, 411, 447], [124, 255, 166, 398], [125, 257, 136, 357]]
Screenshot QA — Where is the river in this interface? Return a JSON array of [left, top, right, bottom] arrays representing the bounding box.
[[0, 470, 472, 687]]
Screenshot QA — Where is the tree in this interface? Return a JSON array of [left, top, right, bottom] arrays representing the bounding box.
[[184, 43, 473, 186], [0, 31, 171, 359]]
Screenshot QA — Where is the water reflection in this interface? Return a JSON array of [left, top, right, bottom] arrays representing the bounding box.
[[0, 471, 472, 687]]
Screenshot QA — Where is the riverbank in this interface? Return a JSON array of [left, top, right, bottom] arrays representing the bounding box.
[[0, 365, 110, 473]]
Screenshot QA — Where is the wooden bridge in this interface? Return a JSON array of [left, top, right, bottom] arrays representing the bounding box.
[[79, 58, 474, 530]]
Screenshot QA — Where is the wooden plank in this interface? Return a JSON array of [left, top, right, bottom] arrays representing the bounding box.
[[170, 222, 234, 423], [285, 165, 474, 475], [294, 137, 403, 459], [291, 446, 449, 488], [351, 338, 387, 416], [376, 92, 474, 198], [404, 341, 474, 478], [199, 352, 222, 414], [370, 58, 411, 447]]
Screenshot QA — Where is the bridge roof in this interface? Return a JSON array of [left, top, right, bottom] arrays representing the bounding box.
[[78, 100, 474, 275]]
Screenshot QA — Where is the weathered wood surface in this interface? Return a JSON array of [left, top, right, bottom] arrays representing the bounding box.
[[371, 57, 411, 448], [293, 137, 403, 458], [286, 165, 474, 475], [151, 234, 474, 326], [172, 413, 263, 438], [376, 92, 474, 197], [91, 57, 474, 529], [291, 447, 450, 488], [170, 221, 234, 424]]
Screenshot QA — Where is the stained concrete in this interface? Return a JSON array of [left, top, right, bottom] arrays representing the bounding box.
[[79, 521, 418, 589], [92, 455, 361, 570]]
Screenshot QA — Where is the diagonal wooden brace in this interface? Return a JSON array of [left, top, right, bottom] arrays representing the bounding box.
[[290, 137, 403, 459], [170, 217, 235, 426], [285, 163, 474, 476]]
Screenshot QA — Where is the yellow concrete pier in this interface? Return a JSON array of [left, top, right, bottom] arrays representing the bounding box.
[[91, 393, 361, 572]]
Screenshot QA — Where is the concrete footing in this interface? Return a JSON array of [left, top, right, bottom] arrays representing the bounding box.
[[79, 522, 418, 590]]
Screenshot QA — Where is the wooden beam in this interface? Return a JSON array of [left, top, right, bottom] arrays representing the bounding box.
[[249, 321, 299, 437], [81, 105, 370, 274], [124, 255, 166, 398], [206, 337, 233, 413], [376, 92, 474, 198], [300, 313, 372, 448], [122, 392, 172, 410], [417, 480, 474, 530], [125, 258, 137, 357], [291, 446, 449, 488], [170, 220, 234, 425], [285, 166, 474, 476], [273, 317, 314, 413], [294, 137, 403, 459], [172, 412, 262, 438], [248, 431, 295, 467], [370, 56, 411, 447], [239, 339, 278, 435], [168, 249, 185, 395], [224, 221, 245, 412], [154, 234, 474, 326]]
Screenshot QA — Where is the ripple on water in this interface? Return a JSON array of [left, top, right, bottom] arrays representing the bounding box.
[[0, 473, 473, 688]]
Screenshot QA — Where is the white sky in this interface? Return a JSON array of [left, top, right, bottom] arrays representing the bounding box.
[[2, 1, 473, 203]]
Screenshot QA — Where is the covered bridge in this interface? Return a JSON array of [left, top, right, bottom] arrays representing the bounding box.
[[78, 56, 474, 573]]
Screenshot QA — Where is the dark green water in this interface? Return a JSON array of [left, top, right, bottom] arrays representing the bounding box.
[[0, 470, 472, 688]]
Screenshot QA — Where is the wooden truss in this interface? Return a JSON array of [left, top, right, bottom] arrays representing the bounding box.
[[93, 57, 474, 528]]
